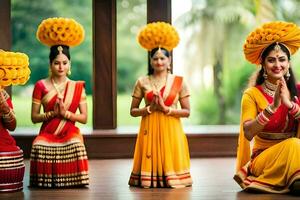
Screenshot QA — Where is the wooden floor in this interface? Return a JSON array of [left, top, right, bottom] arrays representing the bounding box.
[[0, 158, 299, 200]]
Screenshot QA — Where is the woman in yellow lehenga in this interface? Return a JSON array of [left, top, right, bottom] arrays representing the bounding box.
[[234, 21, 300, 193], [128, 22, 193, 188]]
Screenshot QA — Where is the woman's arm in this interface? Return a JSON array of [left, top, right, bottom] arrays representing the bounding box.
[[0, 103, 16, 131], [164, 96, 190, 118], [244, 84, 281, 141], [31, 102, 47, 123], [130, 97, 152, 117]]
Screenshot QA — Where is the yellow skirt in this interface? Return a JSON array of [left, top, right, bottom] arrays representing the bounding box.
[[129, 111, 192, 188], [234, 138, 300, 193]]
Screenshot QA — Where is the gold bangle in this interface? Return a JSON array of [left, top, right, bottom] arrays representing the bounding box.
[[146, 106, 151, 114], [3, 110, 15, 122], [2, 109, 12, 118], [166, 107, 172, 115], [42, 113, 48, 121]]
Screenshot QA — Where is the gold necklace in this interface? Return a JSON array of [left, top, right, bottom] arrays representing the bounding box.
[[262, 80, 277, 97], [51, 78, 68, 99], [149, 74, 167, 92]]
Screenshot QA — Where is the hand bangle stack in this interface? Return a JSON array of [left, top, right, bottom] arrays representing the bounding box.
[[166, 107, 173, 115], [43, 111, 54, 121], [2, 109, 15, 123], [265, 105, 275, 115], [256, 111, 270, 126], [64, 111, 72, 119], [289, 102, 300, 119], [146, 106, 151, 114]]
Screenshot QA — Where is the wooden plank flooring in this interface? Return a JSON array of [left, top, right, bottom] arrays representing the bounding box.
[[0, 158, 299, 200]]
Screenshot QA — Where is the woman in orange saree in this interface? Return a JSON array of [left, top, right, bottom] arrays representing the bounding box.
[[29, 44, 89, 188], [128, 22, 192, 188], [234, 21, 300, 194]]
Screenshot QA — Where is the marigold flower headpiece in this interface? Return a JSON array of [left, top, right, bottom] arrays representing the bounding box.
[[243, 21, 300, 65], [0, 50, 31, 87], [137, 21, 180, 52], [36, 17, 85, 47]]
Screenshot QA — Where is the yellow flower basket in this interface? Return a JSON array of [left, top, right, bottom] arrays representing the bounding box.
[[36, 17, 85, 47], [137, 21, 179, 51], [244, 21, 300, 65], [0, 50, 31, 87]]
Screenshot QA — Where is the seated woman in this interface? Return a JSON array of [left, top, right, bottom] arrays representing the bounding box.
[[29, 18, 89, 188], [234, 21, 300, 193], [0, 50, 30, 192]]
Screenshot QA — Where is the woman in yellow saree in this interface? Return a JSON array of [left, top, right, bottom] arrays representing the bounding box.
[[234, 21, 300, 193], [29, 18, 89, 188], [128, 22, 193, 188]]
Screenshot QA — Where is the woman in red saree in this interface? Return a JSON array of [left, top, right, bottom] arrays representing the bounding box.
[[29, 44, 89, 187], [0, 90, 25, 192], [128, 22, 192, 188], [234, 21, 300, 194]]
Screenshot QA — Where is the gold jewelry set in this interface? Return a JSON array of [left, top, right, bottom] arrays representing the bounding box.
[[50, 78, 72, 120], [262, 80, 277, 97], [149, 75, 167, 92], [51, 78, 68, 99]]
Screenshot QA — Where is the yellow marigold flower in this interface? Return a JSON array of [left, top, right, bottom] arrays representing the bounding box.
[[36, 17, 85, 47], [243, 21, 300, 65], [137, 21, 179, 51], [0, 50, 30, 87]]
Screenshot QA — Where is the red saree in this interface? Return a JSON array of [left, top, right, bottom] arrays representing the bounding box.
[[0, 90, 25, 192], [30, 80, 89, 187]]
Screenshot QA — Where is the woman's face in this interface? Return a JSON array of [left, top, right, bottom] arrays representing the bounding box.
[[263, 48, 290, 82], [50, 53, 70, 78], [150, 50, 171, 73]]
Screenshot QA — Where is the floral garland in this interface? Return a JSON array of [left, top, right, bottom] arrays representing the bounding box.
[[36, 17, 85, 47], [0, 50, 31, 86], [137, 21, 179, 51]]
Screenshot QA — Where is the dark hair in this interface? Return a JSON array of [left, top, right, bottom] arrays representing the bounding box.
[[49, 45, 71, 64], [147, 47, 170, 75], [252, 42, 298, 98]]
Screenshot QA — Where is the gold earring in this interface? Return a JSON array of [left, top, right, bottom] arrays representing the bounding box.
[[67, 66, 71, 76], [286, 69, 290, 80], [263, 69, 268, 79], [48, 68, 52, 76], [167, 65, 171, 73]]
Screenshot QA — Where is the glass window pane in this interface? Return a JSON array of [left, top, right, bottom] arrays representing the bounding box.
[[172, 0, 300, 125], [117, 0, 147, 127], [11, 0, 93, 131]]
